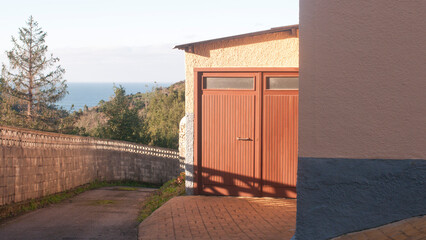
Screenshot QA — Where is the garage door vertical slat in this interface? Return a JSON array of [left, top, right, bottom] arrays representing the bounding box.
[[262, 92, 298, 198], [201, 92, 256, 196]]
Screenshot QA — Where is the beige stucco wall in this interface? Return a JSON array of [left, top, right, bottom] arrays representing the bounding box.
[[299, 0, 426, 159], [184, 31, 299, 113]]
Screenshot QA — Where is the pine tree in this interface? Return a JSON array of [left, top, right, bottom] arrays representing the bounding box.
[[1, 16, 67, 129]]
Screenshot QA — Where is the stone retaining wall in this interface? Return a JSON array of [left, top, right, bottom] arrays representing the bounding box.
[[0, 125, 183, 206], [296, 157, 426, 240]]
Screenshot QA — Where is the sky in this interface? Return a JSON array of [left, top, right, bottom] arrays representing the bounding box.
[[0, 0, 299, 83]]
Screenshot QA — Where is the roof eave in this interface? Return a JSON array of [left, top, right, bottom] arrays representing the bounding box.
[[174, 24, 299, 52]]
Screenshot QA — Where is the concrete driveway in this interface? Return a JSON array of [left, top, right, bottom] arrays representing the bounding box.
[[138, 196, 297, 240], [0, 186, 155, 240]]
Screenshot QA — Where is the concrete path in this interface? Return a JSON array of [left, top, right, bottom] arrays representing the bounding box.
[[333, 215, 426, 240], [138, 196, 297, 240], [0, 186, 155, 240]]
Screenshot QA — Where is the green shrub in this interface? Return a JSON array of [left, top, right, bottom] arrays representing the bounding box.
[[138, 172, 185, 222]]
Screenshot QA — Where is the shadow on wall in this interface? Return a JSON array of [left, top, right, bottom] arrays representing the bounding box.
[[187, 164, 296, 198]]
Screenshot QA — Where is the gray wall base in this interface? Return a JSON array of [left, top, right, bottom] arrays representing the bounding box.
[[295, 157, 426, 240]]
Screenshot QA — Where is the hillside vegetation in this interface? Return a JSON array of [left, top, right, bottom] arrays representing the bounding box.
[[56, 81, 184, 149], [0, 16, 185, 149]]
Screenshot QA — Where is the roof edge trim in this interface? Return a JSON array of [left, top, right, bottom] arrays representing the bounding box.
[[174, 24, 299, 51]]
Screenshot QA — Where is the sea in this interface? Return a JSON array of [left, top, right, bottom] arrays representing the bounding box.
[[57, 82, 172, 111]]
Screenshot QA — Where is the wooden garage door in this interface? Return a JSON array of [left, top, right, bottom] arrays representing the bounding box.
[[195, 69, 298, 198], [200, 73, 259, 196], [262, 73, 298, 198]]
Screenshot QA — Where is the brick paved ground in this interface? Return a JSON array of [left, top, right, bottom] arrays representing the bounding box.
[[333, 215, 426, 240], [138, 196, 296, 240]]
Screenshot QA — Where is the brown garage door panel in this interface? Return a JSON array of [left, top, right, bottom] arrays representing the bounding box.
[[202, 184, 261, 197], [201, 94, 256, 196], [262, 94, 298, 198], [196, 69, 299, 198], [262, 186, 297, 198]]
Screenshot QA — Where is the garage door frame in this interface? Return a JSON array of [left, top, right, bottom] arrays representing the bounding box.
[[193, 67, 299, 196]]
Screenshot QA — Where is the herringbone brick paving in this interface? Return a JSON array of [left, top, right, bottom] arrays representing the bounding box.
[[138, 196, 297, 240], [333, 215, 426, 240]]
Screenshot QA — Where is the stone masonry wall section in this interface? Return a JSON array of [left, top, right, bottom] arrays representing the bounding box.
[[295, 157, 426, 240], [0, 125, 183, 206]]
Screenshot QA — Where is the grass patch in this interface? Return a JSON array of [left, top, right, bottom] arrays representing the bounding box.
[[0, 180, 159, 223], [116, 187, 138, 191], [90, 200, 116, 205], [138, 172, 185, 222]]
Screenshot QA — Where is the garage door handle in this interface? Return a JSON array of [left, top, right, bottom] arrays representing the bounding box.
[[237, 137, 251, 141]]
